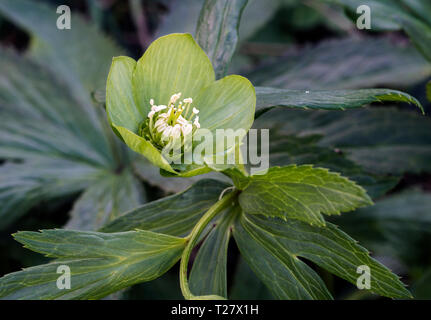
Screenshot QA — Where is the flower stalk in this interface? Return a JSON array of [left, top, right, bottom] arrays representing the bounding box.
[[180, 188, 239, 300]]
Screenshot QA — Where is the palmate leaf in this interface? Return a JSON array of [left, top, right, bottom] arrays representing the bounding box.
[[0, 229, 186, 299], [0, 49, 145, 230], [0, 2, 145, 228], [255, 86, 423, 118], [101, 179, 235, 299], [100, 179, 230, 237], [233, 211, 411, 299], [254, 107, 431, 175], [234, 214, 331, 299], [196, 0, 248, 79], [248, 37, 431, 90], [238, 165, 372, 226]]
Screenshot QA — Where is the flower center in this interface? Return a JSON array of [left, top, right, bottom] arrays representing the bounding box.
[[139, 92, 200, 150]]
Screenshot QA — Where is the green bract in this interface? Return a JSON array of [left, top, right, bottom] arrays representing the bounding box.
[[106, 33, 256, 176]]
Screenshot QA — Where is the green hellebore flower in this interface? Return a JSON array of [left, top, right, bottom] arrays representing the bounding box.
[[106, 33, 256, 177]]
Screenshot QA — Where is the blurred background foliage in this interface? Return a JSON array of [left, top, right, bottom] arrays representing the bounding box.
[[0, 0, 430, 299]]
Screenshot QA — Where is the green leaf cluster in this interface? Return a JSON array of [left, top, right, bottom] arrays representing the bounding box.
[[1, 0, 430, 301]]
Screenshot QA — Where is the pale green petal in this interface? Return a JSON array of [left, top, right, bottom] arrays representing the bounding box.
[[196, 75, 256, 134], [133, 33, 215, 115], [106, 56, 143, 132], [106, 34, 256, 177], [113, 124, 175, 174], [161, 165, 212, 178]]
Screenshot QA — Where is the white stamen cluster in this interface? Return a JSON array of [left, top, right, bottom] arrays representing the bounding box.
[[142, 92, 201, 150]]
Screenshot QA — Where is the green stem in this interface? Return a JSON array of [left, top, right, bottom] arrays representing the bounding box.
[[180, 188, 239, 300]]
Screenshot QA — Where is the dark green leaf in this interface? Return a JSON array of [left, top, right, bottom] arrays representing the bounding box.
[[100, 179, 230, 236], [155, 0, 203, 38], [238, 0, 282, 40], [324, 0, 431, 62], [412, 269, 431, 299], [265, 134, 400, 199], [0, 0, 123, 100], [331, 189, 431, 266], [0, 28, 142, 229], [124, 268, 184, 300], [400, 0, 431, 25], [401, 15, 431, 62], [66, 169, 146, 231], [189, 206, 238, 298], [0, 229, 186, 299], [238, 165, 372, 226], [248, 37, 431, 90], [255, 86, 423, 118], [156, 0, 281, 43], [229, 257, 273, 299], [233, 211, 333, 299], [196, 0, 248, 78], [234, 212, 412, 299], [0, 160, 99, 230], [0, 50, 113, 166], [254, 107, 431, 175], [323, 0, 409, 30]]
